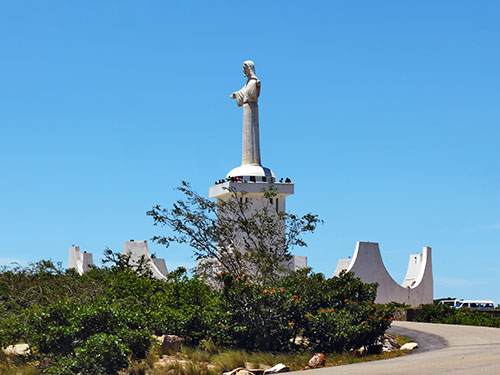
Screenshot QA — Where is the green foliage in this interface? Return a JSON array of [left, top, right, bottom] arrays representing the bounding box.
[[0, 253, 395, 373], [0, 260, 106, 348], [24, 298, 152, 373], [211, 270, 393, 353], [73, 333, 130, 375], [46, 333, 131, 375], [304, 303, 392, 353], [213, 273, 296, 351], [144, 268, 220, 345], [416, 303, 500, 327], [147, 181, 322, 284], [416, 303, 456, 323]]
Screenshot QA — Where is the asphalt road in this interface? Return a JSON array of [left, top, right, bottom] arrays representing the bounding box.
[[289, 321, 500, 375]]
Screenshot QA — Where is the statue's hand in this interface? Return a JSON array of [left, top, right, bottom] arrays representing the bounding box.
[[230, 92, 236, 99]]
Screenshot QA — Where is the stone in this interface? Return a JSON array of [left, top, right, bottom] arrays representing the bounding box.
[[308, 353, 325, 368], [2, 343, 30, 356], [382, 334, 400, 352], [223, 368, 247, 375], [263, 363, 289, 374], [159, 334, 183, 353], [235, 370, 255, 375], [400, 342, 419, 351]]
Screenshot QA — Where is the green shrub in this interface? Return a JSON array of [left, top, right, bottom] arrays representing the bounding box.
[[416, 303, 500, 328], [304, 303, 393, 353], [1, 255, 395, 370], [213, 273, 296, 351], [212, 270, 393, 353], [73, 333, 130, 375], [416, 303, 455, 323], [25, 299, 152, 373]]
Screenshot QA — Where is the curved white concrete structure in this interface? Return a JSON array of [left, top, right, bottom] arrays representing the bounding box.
[[68, 246, 94, 275], [123, 240, 168, 281], [333, 242, 433, 306], [226, 164, 275, 179]]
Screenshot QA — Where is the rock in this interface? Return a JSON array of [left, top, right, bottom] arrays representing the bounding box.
[[2, 344, 30, 356], [401, 342, 419, 351], [308, 353, 325, 368], [224, 368, 256, 375], [382, 334, 400, 352], [263, 363, 289, 374], [223, 368, 246, 375], [235, 370, 255, 375], [159, 334, 183, 353], [244, 362, 267, 374]]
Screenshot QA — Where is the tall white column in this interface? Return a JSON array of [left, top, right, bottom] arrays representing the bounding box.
[[242, 102, 261, 165]]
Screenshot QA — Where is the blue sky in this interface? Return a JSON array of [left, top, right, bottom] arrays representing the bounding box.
[[1, 2, 499, 303]]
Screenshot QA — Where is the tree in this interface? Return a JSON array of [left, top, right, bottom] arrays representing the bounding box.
[[147, 181, 321, 283]]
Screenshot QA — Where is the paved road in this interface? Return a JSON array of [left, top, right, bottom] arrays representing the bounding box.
[[290, 321, 500, 375]]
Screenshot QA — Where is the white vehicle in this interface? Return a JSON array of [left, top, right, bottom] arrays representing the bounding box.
[[439, 299, 495, 310], [439, 299, 462, 308]]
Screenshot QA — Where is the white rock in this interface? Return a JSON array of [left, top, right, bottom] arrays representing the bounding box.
[[2, 343, 30, 356], [223, 368, 246, 375], [401, 342, 419, 350], [308, 353, 325, 368], [263, 363, 289, 374]]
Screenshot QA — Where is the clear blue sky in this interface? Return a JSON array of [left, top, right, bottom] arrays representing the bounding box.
[[1, 2, 499, 303]]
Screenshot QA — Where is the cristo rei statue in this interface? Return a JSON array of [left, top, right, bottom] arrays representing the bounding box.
[[230, 60, 262, 167]]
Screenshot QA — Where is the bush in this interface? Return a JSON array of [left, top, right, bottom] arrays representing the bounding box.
[[213, 273, 296, 351], [416, 303, 500, 328], [212, 270, 393, 353], [25, 299, 151, 373], [1, 256, 395, 371], [304, 302, 392, 353], [416, 303, 455, 323], [73, 333, 130, 375]]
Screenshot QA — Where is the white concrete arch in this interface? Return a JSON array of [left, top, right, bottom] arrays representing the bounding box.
[[333, 242, 433, 307], [123, 240, 169, 281], [68, 246, 94, 275]]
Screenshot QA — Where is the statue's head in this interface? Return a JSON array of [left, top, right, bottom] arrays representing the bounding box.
[[243, 60, 257, 79]]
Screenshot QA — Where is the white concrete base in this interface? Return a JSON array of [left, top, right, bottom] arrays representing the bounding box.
[[123, 240, 168, 280], [68, 246, 93, 275], [287, 255, 307, 272], [333, 242, 433, 307]]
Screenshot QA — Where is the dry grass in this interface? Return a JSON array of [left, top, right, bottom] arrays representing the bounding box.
[[0, 336, 412, 375], [0, 351, 40, 375], [129, 335, 411, 375]]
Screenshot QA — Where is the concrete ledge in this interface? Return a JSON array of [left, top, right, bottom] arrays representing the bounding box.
[[209, 181, 294, 199]]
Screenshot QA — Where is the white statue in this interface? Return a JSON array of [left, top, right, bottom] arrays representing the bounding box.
[[230, 60, 261, 106], [230, 60, 261, 166]]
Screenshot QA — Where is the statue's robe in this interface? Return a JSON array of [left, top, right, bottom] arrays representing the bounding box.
[[233, 78, 261, 107]]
